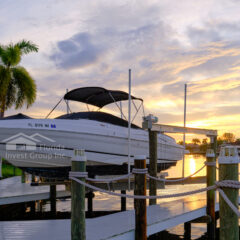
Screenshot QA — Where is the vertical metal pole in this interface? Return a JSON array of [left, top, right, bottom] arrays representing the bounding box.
[[134, 155, 147, 240], [206, 138, 216, 240], [149, 130, 157, 205], [182, 83, 187, 179], [71, 150, 86, 240], [128, 69, 132, 190]]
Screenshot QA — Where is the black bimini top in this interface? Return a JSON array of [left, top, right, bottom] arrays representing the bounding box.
[[64, 87, 143, 108], [56, 111, 140, 129]]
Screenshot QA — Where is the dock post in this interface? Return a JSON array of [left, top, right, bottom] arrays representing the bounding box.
[[184, 222, 191, 240], [206, 145, 216, 240], [21, 171, 26, 183], [50, 185, 57, 214], [0, 158, 2, 179], [149, 130, 158, 205], [86, 191, 94, 216], [121, 190, 126, 211], [219, 146, 239, 240], [134, 155, 147, 240], [71, 149, 86, 240]]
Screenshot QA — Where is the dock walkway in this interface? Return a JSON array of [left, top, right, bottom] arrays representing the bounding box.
[[0, 176, 70, 205], [0, 195, 218, 240]]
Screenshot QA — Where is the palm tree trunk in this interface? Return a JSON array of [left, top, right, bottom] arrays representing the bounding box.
[[0, 111, 4, 118], [0, 99, 5, 118]]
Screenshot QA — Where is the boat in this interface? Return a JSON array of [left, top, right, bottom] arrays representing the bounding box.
[[0, 87, 183, 179]]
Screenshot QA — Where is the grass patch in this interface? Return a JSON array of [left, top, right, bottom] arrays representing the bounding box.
[[1, 159, 22, 178]]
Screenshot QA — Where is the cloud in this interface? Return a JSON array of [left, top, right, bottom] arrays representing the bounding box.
[[187, 21, 240, 46], [3, 0, 240, 137], [50, 32, 105, 69]]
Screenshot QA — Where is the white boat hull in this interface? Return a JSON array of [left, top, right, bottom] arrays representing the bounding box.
[[0, 118, 183, 177]]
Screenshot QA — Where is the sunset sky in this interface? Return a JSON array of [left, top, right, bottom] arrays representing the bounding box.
[[1, 0, 240, 140]]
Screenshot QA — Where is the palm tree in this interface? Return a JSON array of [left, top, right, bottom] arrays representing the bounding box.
[[192, 138, 201, 145], [0, 40, 38, 118]]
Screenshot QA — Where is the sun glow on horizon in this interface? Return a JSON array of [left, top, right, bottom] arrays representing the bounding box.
[[188, 157, 196, 176]]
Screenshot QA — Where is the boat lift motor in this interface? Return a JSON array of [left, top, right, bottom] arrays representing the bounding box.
[[143, 114, 158, 129]]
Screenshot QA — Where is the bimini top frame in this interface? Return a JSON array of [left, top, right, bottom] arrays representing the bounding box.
[[64, 87, 143, 108], [46, 87, 144, 120]]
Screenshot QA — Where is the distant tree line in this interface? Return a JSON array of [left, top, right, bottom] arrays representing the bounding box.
[[178, 132, 239, 154]]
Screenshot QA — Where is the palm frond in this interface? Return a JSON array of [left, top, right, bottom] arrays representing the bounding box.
[[0, 45, 4, 58], [16, 40, 39, 55], [0, 44, 21, 67], [12, 66, 37, 108]]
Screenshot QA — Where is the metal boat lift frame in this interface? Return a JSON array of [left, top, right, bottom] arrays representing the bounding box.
[[142, 114, 218, 238]]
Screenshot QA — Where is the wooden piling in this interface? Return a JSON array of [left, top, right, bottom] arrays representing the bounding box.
[[21, 171, 26, 183], [71, 149, 86, 240], [149, 130, 158, 205], [219, 147, 239, 240], [0, 158, 2, 179], [134, 155, 147, 240], [206, 146, 216, 240], [50, 185, 56, 214], [184, 222, 191, 240], [86, 191, 94, 215], [121, 190, 126, 211]]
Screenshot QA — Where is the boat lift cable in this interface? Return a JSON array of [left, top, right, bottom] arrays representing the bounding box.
[[45, 97, 63, 119]]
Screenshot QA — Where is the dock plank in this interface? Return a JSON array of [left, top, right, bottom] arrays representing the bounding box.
[[0, 196, 210, 240]]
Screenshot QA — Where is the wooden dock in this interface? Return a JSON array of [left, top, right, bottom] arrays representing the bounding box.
[[0, 194, 233, 240], [0, 176, 70, 205]]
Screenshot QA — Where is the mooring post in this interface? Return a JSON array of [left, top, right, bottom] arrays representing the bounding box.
[[71, 149, 86, 240], [50, 185, 57, 214], [121, 190, 126, 211], [0, 158, 2, 179], [184, 222, 191, 240], [32, 174, 36, 183], [21, 171, 26, 183], [206, 146, 216, 240], [149, 130, 158, 205], [86, 191, 94, 215], [219, 146, 239, 240], [134, 155, 147, 240]]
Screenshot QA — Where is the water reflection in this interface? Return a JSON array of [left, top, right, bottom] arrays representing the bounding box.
[[163, 154, 206, 178], [189, 156, 196, 175]]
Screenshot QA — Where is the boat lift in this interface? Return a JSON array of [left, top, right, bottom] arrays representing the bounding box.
[[142, 114, 217, 137], [142, 114, 218, 202]]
